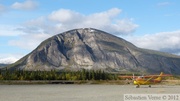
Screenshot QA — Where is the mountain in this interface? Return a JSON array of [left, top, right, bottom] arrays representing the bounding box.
[[6, 28, 180, 74], [0, 64, 9, 68]]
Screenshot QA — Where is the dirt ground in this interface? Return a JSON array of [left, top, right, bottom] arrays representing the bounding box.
[[0, 84, 180, 101]]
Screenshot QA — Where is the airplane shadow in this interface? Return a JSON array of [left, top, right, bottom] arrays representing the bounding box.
[[135, 85, 179, 88]]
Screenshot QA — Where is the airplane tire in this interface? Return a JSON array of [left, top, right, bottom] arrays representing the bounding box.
[[136, 85, 140, 88]]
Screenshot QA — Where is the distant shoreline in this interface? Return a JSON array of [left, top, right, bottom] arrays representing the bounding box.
[[0, 80, 180, 85]]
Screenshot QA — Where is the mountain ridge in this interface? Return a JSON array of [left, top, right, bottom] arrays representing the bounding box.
[[6, 28, 180, 74], [0, 64, 9, 68]]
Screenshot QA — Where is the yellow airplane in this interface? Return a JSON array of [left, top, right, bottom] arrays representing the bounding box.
[[119, 72, 172, 88]]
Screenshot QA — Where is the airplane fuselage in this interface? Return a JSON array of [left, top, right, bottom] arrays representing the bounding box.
[[133, 78, 161, 85]]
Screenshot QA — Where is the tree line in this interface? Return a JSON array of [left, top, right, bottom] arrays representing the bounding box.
[[0, 69, 118, 80]]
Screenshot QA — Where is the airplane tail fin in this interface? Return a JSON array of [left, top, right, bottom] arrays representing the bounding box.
[[154, 72, 163, 81]]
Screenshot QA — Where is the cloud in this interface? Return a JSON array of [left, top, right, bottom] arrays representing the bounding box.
[[48, 8, 138, 35], [20, 16, 55, 35], [0, 4, 7, 14], [49, 9, 84, 24], [0, 57, 18, 64], [127, 30, 180, 55], [11, 0, 38, 10], [0, 53, 23, 64], [9, 33, 51, 50], [7, 8, 138, 51], [0, 4, 5, 11], [157, 2, 171, 6], [0, 27, 51, 63], [0, 25, 26, 36]]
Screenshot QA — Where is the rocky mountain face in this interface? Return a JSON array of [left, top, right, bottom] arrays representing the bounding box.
[[7, 28, 180, 74]]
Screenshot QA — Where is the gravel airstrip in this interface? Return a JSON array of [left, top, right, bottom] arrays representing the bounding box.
[[0, 84, 180, 101]]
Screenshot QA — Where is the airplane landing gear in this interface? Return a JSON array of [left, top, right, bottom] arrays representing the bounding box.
[[136, 85, 140, 88]]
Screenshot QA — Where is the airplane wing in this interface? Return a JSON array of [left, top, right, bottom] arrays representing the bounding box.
[[119, 73, 172, 79], [143, 76, 155, 84], [143, 74, 173, 78], [118, 75, 139, 79], [119, 76, 135, 78]]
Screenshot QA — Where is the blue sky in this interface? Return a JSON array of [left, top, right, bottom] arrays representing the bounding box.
[[0, 0, 180, 63]]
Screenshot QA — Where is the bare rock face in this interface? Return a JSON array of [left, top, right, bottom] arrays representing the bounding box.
[[7, 28, 180, 74]]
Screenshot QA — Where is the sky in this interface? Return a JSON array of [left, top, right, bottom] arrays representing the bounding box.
[[0, 0, 180, 64]]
